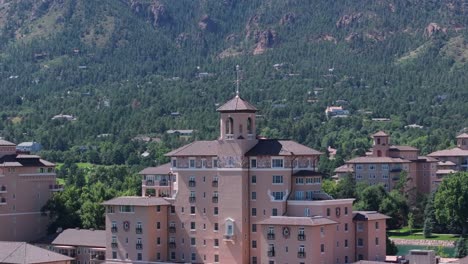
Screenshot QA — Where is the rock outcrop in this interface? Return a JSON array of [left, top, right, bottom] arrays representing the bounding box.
[[336, 13, 362, 28], [128, 0, 171, 27], [279, 12, 296, 26], [198, 15, 217, 32], [253, 29, 277, 55], [424, 22, 446, 37]]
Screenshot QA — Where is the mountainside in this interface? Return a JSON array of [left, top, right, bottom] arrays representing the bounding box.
[[0, 0, 468, 168]]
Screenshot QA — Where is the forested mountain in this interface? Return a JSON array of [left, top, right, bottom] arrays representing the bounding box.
[[1, 0, 468, 169]]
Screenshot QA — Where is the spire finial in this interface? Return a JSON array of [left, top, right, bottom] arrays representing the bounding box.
[[235, 65, 240, 97]]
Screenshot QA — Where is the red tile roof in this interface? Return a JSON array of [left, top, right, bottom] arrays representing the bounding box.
[[456, 133, 468, 139], [52, 228, 106, 248], [246, 139, 322, 156], [216, 95, 257, 112], [165, 140, 219, 157], [353, 211, 391, 221], [0, 241, 73, 263], [372, 131, 388, 137], [390, 145, 419, 151], [346, 156, 410, 164], [139, 163, 172, 175], [0, 139, 15, 146], [428, 147, 468, 157]]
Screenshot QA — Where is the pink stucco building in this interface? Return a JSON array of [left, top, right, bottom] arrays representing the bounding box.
[[0, 139, 61, 242], [103, 95, 389, 264], [335, 131, 438, 195]]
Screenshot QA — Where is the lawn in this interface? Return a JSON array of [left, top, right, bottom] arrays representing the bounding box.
[[388, 227, 459, 241]]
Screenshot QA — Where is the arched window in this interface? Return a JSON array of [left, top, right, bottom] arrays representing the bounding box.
[[377, 138, 381, 145], [247, 118, 253, 134], [225, 218, 234, 236], [225, 118, 233, 135]]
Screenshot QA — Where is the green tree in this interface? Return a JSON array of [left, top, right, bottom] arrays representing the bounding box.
[[335, 173, 356, 198], [434, 172, 468, 236], [386, 235, 398, 255]]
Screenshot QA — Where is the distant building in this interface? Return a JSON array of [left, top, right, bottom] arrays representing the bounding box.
[[52, 114, 76, 121], [50, 228, 106, 264], [325, 106, 350, 119], [103, 95, 389, 264], [428, 133, 468, 189], [16, 141, 42, 153], [166, 129, 194, 140], [0, 139, 61, 242], [335, 131, 438, 194], [0, 241, 72, 264]]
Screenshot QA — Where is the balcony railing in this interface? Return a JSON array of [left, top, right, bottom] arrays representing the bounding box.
[[298, 234, 306, 241], [145, 180, 154, 186], [169, 226, 176, 233], [136, 243, 143, 250], [111, 227, 118, 233], [267, 233, 275, 240], [160, 179, 168, 186], [169, 242, 176, 248], [268, 250, 275, 257], [111, 242, 118, 248], [212, 196, 218, 203], [188, 180, 196, 187], [297, 252, 306, 258], [189, 197, 196, 203], [136, 227, 142, 234], [223, 234, 235, 241], [212, 180, 218, 187]]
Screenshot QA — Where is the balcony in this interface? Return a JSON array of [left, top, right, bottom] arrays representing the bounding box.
[[267, 233, 275, 240], [188, 180, 196, 187], [49, 184, 64, 192], [268, 250, 275, 257], [212, 196, 218, 203], [298, 234, 306, 241], [91, 254, 105, 262], [0, 186, 6, 193], [212, 180, 218, 187], [0, 197, 6, 204], [136, 227, 142, 234], [111, 227, 118, 233], [169, 242, 176, 248], [189, 197, 196, 203], [169, 226, 176, 233], [297, 252, 306, 258], [223, 234, 235, 241], [136, 243, 143, 250], [390, 167, 403, 172], [159, 179, 168, 186], [111, 242, 118, 248], [144, 180, 154, 186]]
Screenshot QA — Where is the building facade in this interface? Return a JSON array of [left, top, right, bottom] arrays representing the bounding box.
[[335, 131, 438, 195], [104, 95, 389, 264], [0, 139, 61, 242]]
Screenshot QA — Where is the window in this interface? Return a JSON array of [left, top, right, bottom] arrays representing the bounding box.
[[156, 205, 161, 212], [214, 223, 219, 231], [137, 253, 142, 261], [190, 206, 195, 214], [201, 159, 206, 168], [326, 208, 330, 216], [157, 253, 160, 260], [214, 254, 219, 263], [272, 208, 278, 216], [251, 239, 258, 248], [320, 227, 325, 237], [191, 222, 196, 230], [251, 159, 257, 168], [170, 252, 176, 260], [344, 207, 348, 215], [247, 117, 253, 134], [119, 205, 134, 213], [191, 252, 196, 262], [345, 239, 348, 248], [356, 165, 363, 170], [251, 175, 257, 184], [252, 257, 257, 264], [369, 164, 376, 170], [251, 192, 256, 200], [320, 244, 325, 253], [272, 158, 284, 168], [304, 208, 310, 217], [375, 222, 379, 229], [251, 208, 257, 216], [272, 192, 284, 201], [344, 223, 348, 231], [345, 256, 348, 263], [112, 251, 117, 259], [214, 239, 219, 247], [295, 177, 304, 184], [107, 206, 115, 213], [226, 117, 234, 135], [213, 159, 218, 168], [252, 224, 257, 232], [157, 237, 161, 245], [170, 206, 175, 214], [375, 237, 379, 246], [225, 219, 234, 236], [357, 223, 364, 232], [382, 164, 389, 170], [189, 159, 195, 168], [191, 237, 196, 246], [358, 238, 364, 247], [214, 207, 219, 215], [172, 159, 177, 168], [272, 175, 283, 184]]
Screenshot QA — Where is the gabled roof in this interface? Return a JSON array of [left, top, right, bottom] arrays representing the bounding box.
[[353, 211, 391, 221], [165, 140, 219, 157], [102, 196, 171, 207], [428, 147, 468, 157], [372, 131, 388, 137], [52, 229, 106, 248], [346, 156, 410, 164], [457, 133, 468, 139], [0, 139, 15, 146], [216, 95, 257, 112], [246, 139, 322, 156], [139, 163, 171, 175], [0, 241, 73, 264], [390, 145, 418, 151]]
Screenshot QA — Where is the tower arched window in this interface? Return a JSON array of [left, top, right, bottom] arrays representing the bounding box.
[[225, 118, 233, 135], [377, 138, 381, 145], [225, 218, 234, 237], [247, 118, 253, 134]]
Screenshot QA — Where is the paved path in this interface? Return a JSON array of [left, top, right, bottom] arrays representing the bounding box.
[[390, 238, 456, 247]]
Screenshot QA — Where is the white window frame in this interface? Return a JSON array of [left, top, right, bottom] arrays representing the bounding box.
[[189, 158, 196, 168], [271, 158, 284, 168], [272, 175, 283, 184], [251, 158, 257, 168]]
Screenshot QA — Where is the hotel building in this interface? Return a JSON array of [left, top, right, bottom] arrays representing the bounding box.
[[335, 131, 438, 195], [103, 94, 389, 264], [0, 139, 61, 242]]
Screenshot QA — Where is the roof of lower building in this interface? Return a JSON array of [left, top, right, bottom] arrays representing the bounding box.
[[428, 147, 468, 157], [438, 160, 457, 166], [0, 241, 73, 264], [246, 139, 322, 156], [102, 196, 171, 207], [0, 155, 55, 167], [390, 145, 419, 151], [0, 139, 16, 146], [346, 156, 410, 164], [139, 163, 171, 175], [456, 133, 468, 139], [52, 228, 106, 248], [258, 216, 337, 226], [216, 95, 258, 112], [334, 164, 354, 173], [165, 140, 218, 156], [353, 211, 391, 221], [372, 131, 388, 137]]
